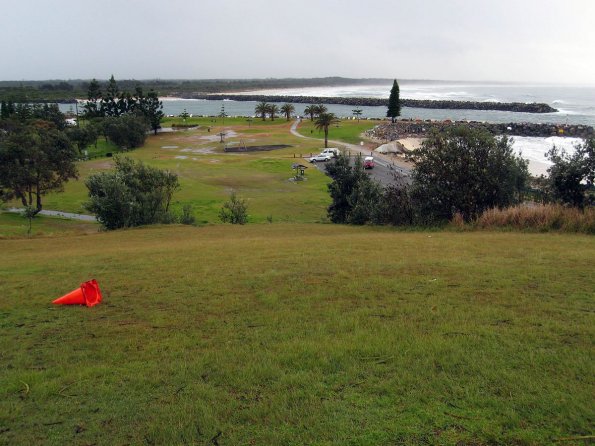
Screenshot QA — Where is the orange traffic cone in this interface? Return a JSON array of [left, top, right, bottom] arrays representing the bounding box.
[[53, 279, 102, 307]]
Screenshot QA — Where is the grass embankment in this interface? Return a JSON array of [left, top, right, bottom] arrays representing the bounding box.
[[8, 119, 331, 225], [1, 224, 593, 445]]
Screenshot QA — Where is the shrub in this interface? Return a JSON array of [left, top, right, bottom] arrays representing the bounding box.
[[179, 204, 196, 225], [85, 157, 179, 230], [373, 184, 414, 226], [546, 138, 594, 208], [219, 191, 248, 224]]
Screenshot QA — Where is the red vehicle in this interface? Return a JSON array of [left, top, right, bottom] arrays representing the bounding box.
[[364, 156, 375, 169]]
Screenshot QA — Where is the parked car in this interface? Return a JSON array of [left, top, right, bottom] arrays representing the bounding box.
[[364, 156, 375, 169], [309, 153, 333, 162], [321, 148, 340, 158]]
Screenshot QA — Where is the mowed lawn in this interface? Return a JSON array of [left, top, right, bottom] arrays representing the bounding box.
[[1, 224, 593, 445], [297, 119, 380, 145]]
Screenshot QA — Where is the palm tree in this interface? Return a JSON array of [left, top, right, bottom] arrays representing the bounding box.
[[352, 109, 363, 122], [255, 101, 269, 121], [314, 112, 339, 148], [267, 104, 279, 121], [304, 105, 316, 121], [280, 103, 295, 121], [314, 104, 328, 117]]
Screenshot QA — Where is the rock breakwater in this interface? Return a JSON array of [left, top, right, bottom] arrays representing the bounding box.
[[367, 120, 594, 140], [182, 94, 558, 114]]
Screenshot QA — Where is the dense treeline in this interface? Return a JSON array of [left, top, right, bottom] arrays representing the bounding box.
[[82, 75, 164, 135]]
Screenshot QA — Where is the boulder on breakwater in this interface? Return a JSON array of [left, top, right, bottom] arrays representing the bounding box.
[[180, 94, 558, 114]]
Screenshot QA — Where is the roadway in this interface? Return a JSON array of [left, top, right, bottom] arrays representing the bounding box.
[[290, 119, 411, 186]]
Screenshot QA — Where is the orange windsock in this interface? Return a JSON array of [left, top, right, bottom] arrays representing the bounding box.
[[53, 280, 102, 307]]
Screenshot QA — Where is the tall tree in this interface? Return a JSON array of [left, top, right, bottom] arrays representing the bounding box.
[[0, 126, 78, 215], [84, 78, 103, 118], [313, 104, 328, 117], [144, 90, 164, 135], [103, 115, 147, 150], [267, 104, 279, 121], [0, 101, 7, 119], [352, 108, 363, 122], [280, 103, 295, 121], [218, 104, 228, 124], [386, 79, 401, 123], [314, 112, 339, 148], [255, 101, 269, 121], [67, 125, 96, 154], [409, 126, 529, 223], [103, 75, 121, 117], [304, 105, 316, 121]]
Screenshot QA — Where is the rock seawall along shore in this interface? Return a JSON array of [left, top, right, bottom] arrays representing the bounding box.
[[181, 94, 558, 114], [367, 120, 594, 140]]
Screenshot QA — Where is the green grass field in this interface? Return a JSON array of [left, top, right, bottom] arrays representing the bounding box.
[[1, 225, 593, 445], [297, 119, 380, 145]]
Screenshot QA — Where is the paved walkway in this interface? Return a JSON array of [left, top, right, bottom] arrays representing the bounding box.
[[5, 208, 97, 222]]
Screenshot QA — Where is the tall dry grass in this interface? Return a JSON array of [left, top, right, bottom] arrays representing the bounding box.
[[467, 204, 595, 233]]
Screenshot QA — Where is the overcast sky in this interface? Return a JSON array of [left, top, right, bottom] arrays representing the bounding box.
[[1, 0, 594, 84]]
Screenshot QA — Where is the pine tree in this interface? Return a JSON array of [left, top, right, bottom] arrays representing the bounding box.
[[386, 79, 401, 123], [84, 78, 103, 118], [104, 75, 120, 117]]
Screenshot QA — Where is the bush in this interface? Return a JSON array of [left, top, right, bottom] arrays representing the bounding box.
[[219, 191, 248, 224], [179, 204, 196, 225], [85, 157, 180, 230], [546, 138, 594, 208], [373, 184, 414, 226]]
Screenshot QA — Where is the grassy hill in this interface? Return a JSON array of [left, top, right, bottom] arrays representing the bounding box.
[[1, 224, 593, 445]]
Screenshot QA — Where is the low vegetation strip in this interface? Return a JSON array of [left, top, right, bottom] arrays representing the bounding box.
[[186, 94, 558, 113], [466, 204, 595, 233], [0, 224, 593, 445]]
